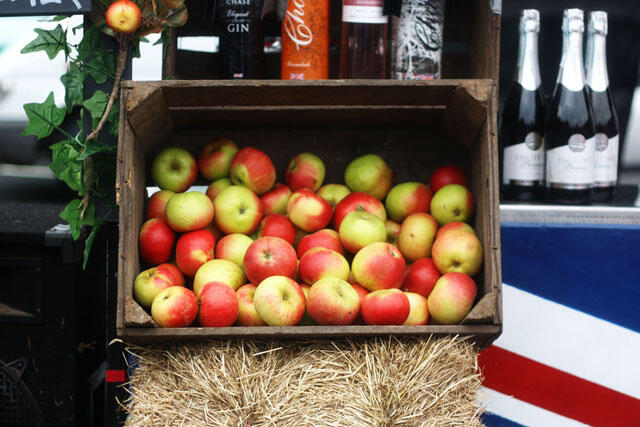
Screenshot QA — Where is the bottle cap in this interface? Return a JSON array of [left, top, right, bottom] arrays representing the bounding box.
[[589, 11, 608, 35], [520, 9, 540, 33], [562, 8, 584, 33]]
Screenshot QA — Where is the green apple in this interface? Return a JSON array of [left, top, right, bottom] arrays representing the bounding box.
[[165, 191, 215, 233], [151, 147, 198, 193], [338, 210, 387, 254], [397, 212, 438, 261], [206, 177, 232, 201], [254, 276, 306, 326], [430, 184, 476, 225], [431, 229, 483, 276], [193, 259, 246, 297], [316, 184, 351, 208], [213, 185, 263, 234], [344, 154, 393, 199]]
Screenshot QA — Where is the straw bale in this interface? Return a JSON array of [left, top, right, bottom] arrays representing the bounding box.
[[122, 336, 484, 426]]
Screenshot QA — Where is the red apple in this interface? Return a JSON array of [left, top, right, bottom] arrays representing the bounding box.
[[333, 192, 386, 231], [397, 212, 438, 261], [151, 147, 197, 193], [253, 276, 306, 326], [206, 178, 232, 201], [298, 284, 318, 325], [435, 221, 476, 240], [298, 247, 350, 285], [430, 184, 476, 225], [403, 292, 429, 325], [215, 233, 254, 269], [133, 263, 184, 308], [316, 184, 351, 208], [175, 229, 216, 277], [198, 281, 239, 327], [431, 229, 483, 276], [344, 154, 393, 199], [385, 220, 401, 246], [339, 211, 387, 254], [150, 286, 198, 328], [229, 147, 276, 195], [351, 242, 406, 292], [193, 259, 246, 297], [257, 214, 296, 244], [213, 185, 263, 234], [361, 289, 410, 325], [297, 228, 344, 258], [106, 0, 141, 34], [427, 272, 477, 324], [350, 283, 370, 324], [243, 237, 298, 285], [385, 182, 433, 222], [165, 191, 215, 233], [260, 183, 292, 216], [139, 218, 175, 265], [285, 152, 326, 191], [286, 188, 333, 232], [236, 284, 266, 326], [145, 190, 175, 222], [306, 277, 360, 325], [429, 165, 470, 193], [402, 257, 440, 298], [197, 138, 239, 181]]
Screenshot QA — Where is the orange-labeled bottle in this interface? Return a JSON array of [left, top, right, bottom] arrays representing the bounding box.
[[281, 0, 330, 80]]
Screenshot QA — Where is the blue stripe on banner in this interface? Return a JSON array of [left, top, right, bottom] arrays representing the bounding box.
[[482, 412, 525, 427], [500, 223, 640, 333]]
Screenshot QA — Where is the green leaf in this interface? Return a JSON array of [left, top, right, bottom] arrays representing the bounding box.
[[22, 92, 66, 139], [49, 140, 84, 194], [77, 25, 102, 61], [85, 49, 115, 84], [60, 199, 96, 240], [131, 38, 142, 59], [77, 139, 114, 161], [83, 90, 108, 125], [83, 220, 103, 270], [108, 106, 119, 136], [21, 24, 70, 60], [60, 63, 85, 112]]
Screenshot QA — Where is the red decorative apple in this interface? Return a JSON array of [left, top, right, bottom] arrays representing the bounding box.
[[229, 147, 276, 195], [150, 286, 198, 328], [333, 192, 386, 231], [253, 276, 306, 326], [286, 188, 333, 232], [306, 277, 360, 325], [402, 257, 440, 298], [257, 214, 296, 244], [133, 263, 184, 308], [139, 218, 175, 265], [285, 152, 326, 191], [297, 228, 343, 258], [361, 289, 410, 325], [198, 281, 239, 327], [260, 183, 292, 216], [351, 242, 406, 292], [236, 284, 267, 326], [298, 247, 350, 285], [106, 0, 141, 34], [429, 165, 470, 193], [145, 190, 175, 222], [175, 229, 216, 277], [165, 191, 215, 233], [427, 272, 477, 324], [385, 182, 433, 222], [243, 237, 298, 285], [197, 138, 239, 181]]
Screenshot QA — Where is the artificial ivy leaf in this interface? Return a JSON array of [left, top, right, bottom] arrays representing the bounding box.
[[77, 139, 114, 161], [77, 25, 102, 61], [83, 90, 108, 125], [60, 199, 96, 240], [108, 105, 119, 136], [49, 140, 84, 194], [83, 219, 103, 269], [21, 24, 70, 60], [85, 49, 116, 84], [60, 63, 85, 112], [22, 92, 66, 139]]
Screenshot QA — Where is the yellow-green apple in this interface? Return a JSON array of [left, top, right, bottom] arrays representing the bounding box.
[[286, 188, 333, 232], [351, 242, 406, 291], [257, 214, 296, 244], [139, 218, 175, 265], [151, 147, 197, 193], [402, 257, 440, 298], [299, 247, 350, 285], [333, 192, 386, 230], [260, 183, 292, 215], [339, 211, 387, 254], [435, 221, 476, 240], [316, 184, 351, 208], [350, 283, 369, 324], [306, 277, 360, 325], [175, 229, 216, 277], [243, 237, 298, 285], [361, 289, 410, 325], [215, 233, 253, 269], [197, 138, 239, 181], [229, 147, 276, 195], [285, 152, 326, 191], [106, 0, 141, 34], [145, 190, 175, 222], [385, 220, 401, 246], [429, 165, 470, 193], [198, 281, 239, 327], [297, 228, 343, 258], [193, 259, 246, 297], [403, 292, 429, 325], [254, 276, 306, 326], [385, 182, 433, 222], [427, 272, 477, 324], [150, 286, 198, 328], [166, 192, 215, 233], [430, 184, 475, 225], [431, 229, 483, 276], [344, 154, 393, 199], [213, 185, 263, 234], [133, 263, 184, 308], [298, 284, 318, 325], [236, 284, 266, 326], [397, 213, 438, 261], [206, 178, 232, 201]]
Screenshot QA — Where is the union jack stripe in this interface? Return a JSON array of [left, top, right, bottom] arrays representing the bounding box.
[[290, 73, 305, 80]]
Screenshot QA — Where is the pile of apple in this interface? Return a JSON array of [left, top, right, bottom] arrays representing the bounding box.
[[135, 138, 482, 329]]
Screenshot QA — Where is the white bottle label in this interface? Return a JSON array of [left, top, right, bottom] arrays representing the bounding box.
[[342, 0, 388, 24], [546, 134, 595, 187], [594, 133, 618, 186], [503, 131, 545, 184]]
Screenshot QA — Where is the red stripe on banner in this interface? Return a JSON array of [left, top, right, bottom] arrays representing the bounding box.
[[106, 369, 126, 383], [479, 345, 640, 426]]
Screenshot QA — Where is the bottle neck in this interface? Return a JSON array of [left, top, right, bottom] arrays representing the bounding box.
[[586, 33, 609, 92], [558, 31, 585, 92], [516, 30, 541, 91]]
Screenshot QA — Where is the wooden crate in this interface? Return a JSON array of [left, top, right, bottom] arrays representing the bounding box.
[[116, 79, 502, 348]]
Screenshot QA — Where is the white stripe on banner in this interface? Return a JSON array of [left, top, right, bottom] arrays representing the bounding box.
[[479, 387, 589, 427], [494, 284, 640, 400]]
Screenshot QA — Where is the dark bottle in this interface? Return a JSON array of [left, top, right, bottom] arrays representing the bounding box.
[[544, 9, 595, 204], [216, 0, 264, 79], [585, 11, 620, 203], [339, 0, 388, 78], [500, 9, 547, 202]]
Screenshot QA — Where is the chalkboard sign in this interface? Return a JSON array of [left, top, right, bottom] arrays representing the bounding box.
[[0, 0, 91, 16]]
